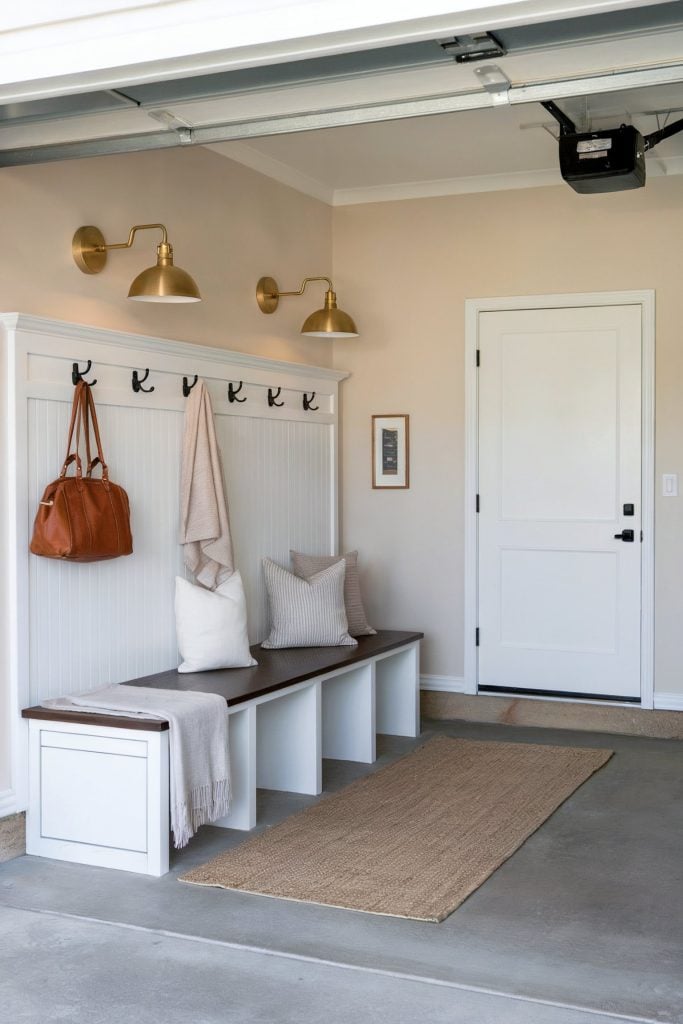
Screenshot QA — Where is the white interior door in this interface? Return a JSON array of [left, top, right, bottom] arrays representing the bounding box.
[[477, 304, 642, 701]]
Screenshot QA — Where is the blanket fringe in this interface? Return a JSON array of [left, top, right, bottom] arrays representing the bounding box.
[[173, 777, 231, 849]]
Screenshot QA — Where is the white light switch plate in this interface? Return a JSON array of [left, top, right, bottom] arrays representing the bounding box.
[[662, 473, 678, 497]]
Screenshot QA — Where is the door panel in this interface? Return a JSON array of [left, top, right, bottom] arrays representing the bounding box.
[[478, 304, 642, 699]]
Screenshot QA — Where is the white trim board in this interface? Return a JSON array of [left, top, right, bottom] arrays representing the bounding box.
[[420, 675, 467, 693], [0, 313, 349, 384], [0, 789, 17, 817], [464, 290, 656, 709], [653, 693, 683, 712]]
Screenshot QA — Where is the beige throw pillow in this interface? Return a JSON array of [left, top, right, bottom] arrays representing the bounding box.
[[290, 549, 376, 638], [262, 557, 357, 650]]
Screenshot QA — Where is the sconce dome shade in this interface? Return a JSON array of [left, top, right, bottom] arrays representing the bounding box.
[[301, 289, 358, 338], [128, 262, 201, 303]]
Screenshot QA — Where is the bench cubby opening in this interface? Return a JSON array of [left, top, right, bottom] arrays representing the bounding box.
[[321, 661, 376, 763]]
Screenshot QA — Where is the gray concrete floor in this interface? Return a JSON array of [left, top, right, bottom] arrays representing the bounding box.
[[1, 719, 681, 1024]]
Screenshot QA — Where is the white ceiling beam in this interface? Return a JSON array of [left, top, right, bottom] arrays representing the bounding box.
[[0, 0, 669, 103]]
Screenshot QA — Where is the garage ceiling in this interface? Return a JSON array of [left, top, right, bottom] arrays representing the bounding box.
[[1, 1, 682, 202]]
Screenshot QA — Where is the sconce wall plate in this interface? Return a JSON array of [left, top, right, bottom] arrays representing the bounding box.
[[256, 276, 280, 315], [72, 226, 108, 275]]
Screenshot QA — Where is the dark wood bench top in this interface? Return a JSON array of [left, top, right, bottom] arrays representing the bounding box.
[[22, 630, 423, 731]]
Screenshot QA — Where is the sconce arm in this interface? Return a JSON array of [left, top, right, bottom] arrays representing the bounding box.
[[100, 223, 169, 252], [278, 276, 334, 298]]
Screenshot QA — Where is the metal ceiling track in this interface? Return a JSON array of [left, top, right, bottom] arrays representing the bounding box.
[[1, 60, 683, 168]]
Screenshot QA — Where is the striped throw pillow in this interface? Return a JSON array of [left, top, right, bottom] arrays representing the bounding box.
[[261, 557, 357, 649], [290, 550, 376, 637]]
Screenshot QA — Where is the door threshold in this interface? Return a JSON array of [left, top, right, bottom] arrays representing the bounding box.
[[478, 685, 641, 705]]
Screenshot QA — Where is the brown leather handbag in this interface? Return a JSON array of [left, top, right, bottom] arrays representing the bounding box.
[[30, 381, 133, 562]]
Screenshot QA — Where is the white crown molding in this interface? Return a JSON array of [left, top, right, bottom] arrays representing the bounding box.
[[653, 693, 683, 712], [208, 148, 683, 209], [0, 313, 349, 383], [647, 155, 683, 178], [210, 142, 335, 205], [332, 154, 683, 206], [420, 674, 467, 693], [332, 168, 562, 205]]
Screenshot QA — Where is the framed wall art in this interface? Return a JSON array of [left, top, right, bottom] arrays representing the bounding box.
[[372, 414, 409, 489]]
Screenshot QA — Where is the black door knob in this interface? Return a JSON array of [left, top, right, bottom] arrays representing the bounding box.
[[614, 530, 635, 542]]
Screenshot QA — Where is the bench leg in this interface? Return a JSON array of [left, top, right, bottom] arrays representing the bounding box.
[[147, 731, 170, 876], [256, 681, 321, 795], [375, 643, 421, 738], [213, 706, 256, 831], [322, 663, 376, 763]]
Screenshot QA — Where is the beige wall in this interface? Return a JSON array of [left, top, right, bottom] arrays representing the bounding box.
[[333, 176, 683, 694], [0, 146, 332, 797], [0, 147, 333, 366]]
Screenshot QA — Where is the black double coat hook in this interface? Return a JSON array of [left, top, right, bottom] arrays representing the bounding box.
[[183, 375, 199, 397], [132, 369, 155, 393], [72, 360, 97, 386]]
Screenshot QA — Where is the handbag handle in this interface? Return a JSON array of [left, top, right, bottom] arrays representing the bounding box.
[[81, 382, 109, 482], [60, 381, 86, 479], [59, 381, 109, 485]]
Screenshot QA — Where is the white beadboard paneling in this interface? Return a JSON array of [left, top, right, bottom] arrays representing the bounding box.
[[26, 393, 333, 702], [28, 399, 186, 701], [218, 415, 332, 644]]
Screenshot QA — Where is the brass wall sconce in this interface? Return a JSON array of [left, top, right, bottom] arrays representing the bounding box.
[[72, 223, 201, 303], [256, 276, 358, 338]]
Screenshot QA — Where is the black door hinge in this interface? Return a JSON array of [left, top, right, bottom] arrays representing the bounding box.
[[475, 627, 480, 647], [476, 349, 480, 367], [476, 493, 480, 513]]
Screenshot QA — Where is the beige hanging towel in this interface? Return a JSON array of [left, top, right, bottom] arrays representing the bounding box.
[[180, 380, 234, 590]]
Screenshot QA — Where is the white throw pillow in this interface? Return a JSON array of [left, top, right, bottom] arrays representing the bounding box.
[[261, 557, 357, 649], [175, 572, 257, 673]]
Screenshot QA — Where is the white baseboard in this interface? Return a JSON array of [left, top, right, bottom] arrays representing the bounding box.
[[0, 789, 17, 817], [653, 693, 683, 711], [420, 675, 468, 694]]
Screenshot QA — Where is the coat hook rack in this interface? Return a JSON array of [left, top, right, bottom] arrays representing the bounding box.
[[228, 381, 247, 403], [132, 368, 155, 394], [72, 360, 97, 386], [182, 375, 198, 397], [268, 386, 284, 408], [302, 392, 319, 412]]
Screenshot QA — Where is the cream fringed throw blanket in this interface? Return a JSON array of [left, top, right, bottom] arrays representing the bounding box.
[[42, 686, 230, 848], [180, 379, 235, 590]]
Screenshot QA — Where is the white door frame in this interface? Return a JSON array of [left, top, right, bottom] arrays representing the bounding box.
[[464, 290, 655, 708]]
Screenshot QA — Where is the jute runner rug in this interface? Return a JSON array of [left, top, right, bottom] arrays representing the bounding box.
[[180, 735, 612, 921]]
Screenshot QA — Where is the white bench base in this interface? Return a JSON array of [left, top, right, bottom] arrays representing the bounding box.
[[25, 640, 420, 875], [27, 721, 170, 876]]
